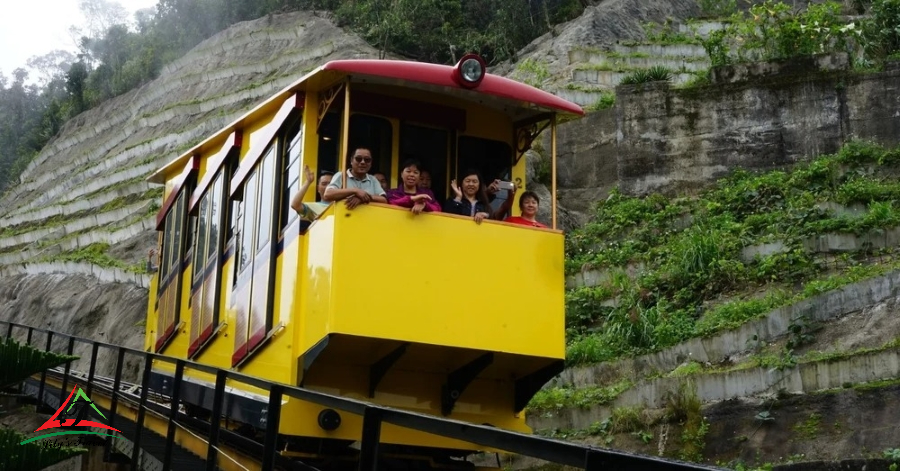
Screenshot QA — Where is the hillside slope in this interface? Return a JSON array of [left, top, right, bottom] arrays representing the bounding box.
[[0, 10, 383, 372]]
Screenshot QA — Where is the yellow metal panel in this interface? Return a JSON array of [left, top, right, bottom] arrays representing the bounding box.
[[298, 207, 337, 354], [325, 204, 565, 359]]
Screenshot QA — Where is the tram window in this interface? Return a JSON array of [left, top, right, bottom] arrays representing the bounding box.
[[207, 175, 223, 262], [282, 118, 303, 228], [192, 193, 210, 282], [237, 170, 259, 274], [350, 115, 392, 178], [317, 112, 340, 175], [400, 123, 448, 199], [317, 112, 393, 179], [170, 193, 186, 273], [257, 148, 276, 249], [457, 137, 514, 215]]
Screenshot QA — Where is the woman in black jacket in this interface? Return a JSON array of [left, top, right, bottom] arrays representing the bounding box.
[[444, 169, 510, 223]]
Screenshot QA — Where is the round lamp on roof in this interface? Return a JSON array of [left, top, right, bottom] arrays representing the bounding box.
[[452, 54, 486, 89]]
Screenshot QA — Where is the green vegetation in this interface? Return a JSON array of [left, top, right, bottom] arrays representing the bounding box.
[[0, 337, 79, 387], [512, 58, 551, 89], [583, 92, 615, 112], [40, 243, 145, 274], [564, 140, 900, 365], [526, 379, 633, 413], [792, 413, 822, 440], [0, 338, 87, 469], [696, 0, 900, 69], [620, 66, 673, 85]]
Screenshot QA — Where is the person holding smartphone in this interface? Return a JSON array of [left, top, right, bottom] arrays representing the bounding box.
[[445, 169, 513, 224]]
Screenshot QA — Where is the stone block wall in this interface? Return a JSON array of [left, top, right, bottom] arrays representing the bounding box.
[[554, 55, 900, 218]]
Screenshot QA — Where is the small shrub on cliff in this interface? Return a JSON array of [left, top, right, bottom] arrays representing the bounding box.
[[863, 0, 900, 61], [692, 1, 868, 66]]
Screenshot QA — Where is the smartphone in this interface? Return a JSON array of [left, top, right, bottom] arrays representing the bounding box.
[[498, 181, 515, 191]]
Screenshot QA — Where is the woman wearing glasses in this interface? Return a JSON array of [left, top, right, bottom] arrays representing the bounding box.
[[323, 147, 388, 209]]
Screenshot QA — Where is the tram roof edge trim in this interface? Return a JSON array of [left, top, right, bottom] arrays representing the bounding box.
[[148, 58, 583, 184], [322, 59, 585, 117]]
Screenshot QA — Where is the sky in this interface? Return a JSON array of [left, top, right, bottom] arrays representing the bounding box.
[[0, 0, 158, 81]]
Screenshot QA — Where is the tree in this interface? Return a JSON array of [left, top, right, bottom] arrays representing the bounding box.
[[26, 51, 76, 88]]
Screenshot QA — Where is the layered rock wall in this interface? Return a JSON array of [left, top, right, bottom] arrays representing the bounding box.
[[554, 55, 900, 223]]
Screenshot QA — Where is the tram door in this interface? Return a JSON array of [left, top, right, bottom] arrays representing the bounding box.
[[232, 146, 277, 366]]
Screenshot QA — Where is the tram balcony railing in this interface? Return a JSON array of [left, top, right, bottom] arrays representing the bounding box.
[[299, 201, 566, 359], [2, 320, 724, 471]]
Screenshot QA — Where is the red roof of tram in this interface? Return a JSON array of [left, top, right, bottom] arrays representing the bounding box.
[[322, 59, 584, 117]]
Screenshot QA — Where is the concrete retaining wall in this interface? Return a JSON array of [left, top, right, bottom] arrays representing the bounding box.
[[1, 181, 149, 227], [529, 348, 900, 432], [0, 217, 153, 265], [557, 270, 900, 388], [0, 262, 149, 288], [0, 201, 150, 249]]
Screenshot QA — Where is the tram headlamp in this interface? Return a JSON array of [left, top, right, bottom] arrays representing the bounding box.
[[461, 58, 483, 83], [452, 54, 486, 89]]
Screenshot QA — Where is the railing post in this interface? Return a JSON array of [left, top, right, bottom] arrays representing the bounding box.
[[206, 370, 228, 471], [358, 407, 383, 471], [163, 360, 185, 471], [104, 347, 126, 462], [36, 331, 53, 412], [584, 450, 602, 471], [5, 322, 12, 340], [26, 327, 33, 345], [85, 343, 100, 398], [261, 385, 284, 471], [131, 353, 153, 467], [58, 337, 75, 406]]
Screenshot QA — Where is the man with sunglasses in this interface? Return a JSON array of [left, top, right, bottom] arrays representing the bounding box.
[[323, 147, 387, 209]]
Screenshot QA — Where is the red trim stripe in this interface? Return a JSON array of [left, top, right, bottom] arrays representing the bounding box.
[[189, 131, 243, 212], [156, 155, 199, 230], [229, 92, 304, 198]]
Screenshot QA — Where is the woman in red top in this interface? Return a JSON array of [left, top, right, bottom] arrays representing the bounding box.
[[386, 159, 441, 215], [504, 190, 547, 228]]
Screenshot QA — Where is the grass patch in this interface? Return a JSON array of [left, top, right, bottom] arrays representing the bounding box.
[[564, 140, 900, 366], [527, 379, 633, 413], [38, 243, 146, 274]]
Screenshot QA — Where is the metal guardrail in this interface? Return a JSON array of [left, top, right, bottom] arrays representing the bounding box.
[[2, 320, 726, 471]]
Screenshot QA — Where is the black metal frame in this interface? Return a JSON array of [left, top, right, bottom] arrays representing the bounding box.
[[1, 320, 725, 471]]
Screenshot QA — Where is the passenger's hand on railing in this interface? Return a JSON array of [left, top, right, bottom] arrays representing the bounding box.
[[474, 211, 489, 224], [450, 179, 462, 200], [345, 195, 361, 209], [354, 188, 372, 202], [411, 201, 426, 215]]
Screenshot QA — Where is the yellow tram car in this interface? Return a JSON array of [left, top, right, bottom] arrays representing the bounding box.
[[145, 54, 584, 468]]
